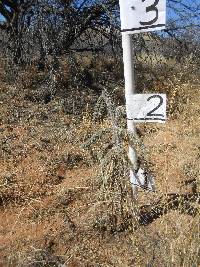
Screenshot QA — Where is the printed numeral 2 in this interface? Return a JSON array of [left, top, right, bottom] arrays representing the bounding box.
[[146, 95, 164, 117]]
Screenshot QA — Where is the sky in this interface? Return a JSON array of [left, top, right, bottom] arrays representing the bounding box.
[[0, 14, 4, 22]]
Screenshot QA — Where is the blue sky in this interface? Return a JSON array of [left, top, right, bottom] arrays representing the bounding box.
[[0, 14, 4, 22]]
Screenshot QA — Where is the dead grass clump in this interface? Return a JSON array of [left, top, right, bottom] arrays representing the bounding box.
[[135, 53, 200, 121], [82, 92, 143, 233], [92, 146, 137, 233], [7, 247, 65, 267]]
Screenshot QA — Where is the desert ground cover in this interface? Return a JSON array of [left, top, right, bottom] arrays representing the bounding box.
[[0, 57, 199, 266]]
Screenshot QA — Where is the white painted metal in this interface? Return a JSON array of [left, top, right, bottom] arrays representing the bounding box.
[[126, 93, 167, 123], [122, 34, 138, 195], [131, 168, 155, 192], [120, 1, 167, 194], [119, 0, 166, 34], [122, 36, 157, 194]]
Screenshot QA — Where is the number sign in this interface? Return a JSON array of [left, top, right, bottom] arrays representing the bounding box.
[[126, 94, 166, 123], [119, 0, 166, 34]]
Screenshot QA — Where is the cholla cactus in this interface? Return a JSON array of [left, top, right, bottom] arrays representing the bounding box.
[[83, 90, 150, 232]]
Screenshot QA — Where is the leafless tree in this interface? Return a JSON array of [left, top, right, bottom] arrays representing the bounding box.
[[0, 0, 199, 89]]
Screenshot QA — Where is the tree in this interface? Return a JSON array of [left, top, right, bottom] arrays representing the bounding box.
[[0, 0, 120, 65], [0, 0, 199, 87]]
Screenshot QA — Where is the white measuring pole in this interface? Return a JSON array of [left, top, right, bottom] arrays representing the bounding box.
[[122, 34, 138, 196]]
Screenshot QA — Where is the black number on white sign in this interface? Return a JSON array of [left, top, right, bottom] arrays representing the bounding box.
[[140, 0, 159, 26], [146, 95, 164, 117]]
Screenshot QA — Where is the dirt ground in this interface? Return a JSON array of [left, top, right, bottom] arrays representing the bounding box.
[[0, 73, 200, 266]]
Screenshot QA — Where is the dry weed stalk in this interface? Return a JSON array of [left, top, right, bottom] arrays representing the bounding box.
[[82, 90, 151, 232]]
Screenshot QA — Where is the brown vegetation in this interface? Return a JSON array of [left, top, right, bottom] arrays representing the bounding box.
[[0, 54, 199, 266]]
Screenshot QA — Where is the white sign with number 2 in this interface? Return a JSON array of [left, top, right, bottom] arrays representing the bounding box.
[[126, 94, 166, 123], [119, 0, 166, 34]]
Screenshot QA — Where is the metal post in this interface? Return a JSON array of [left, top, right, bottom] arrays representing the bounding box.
[[122, 34, 138, 196]]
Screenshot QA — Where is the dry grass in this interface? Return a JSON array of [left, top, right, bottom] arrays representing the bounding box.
[[0, 57, 200, 266]]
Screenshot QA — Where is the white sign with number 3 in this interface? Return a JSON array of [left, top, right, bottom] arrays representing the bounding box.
[[119, 0, 166, 34]]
